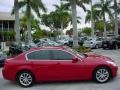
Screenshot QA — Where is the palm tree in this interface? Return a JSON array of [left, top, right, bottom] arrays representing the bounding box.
[[20, 15, 40, 41], [86, 5, 101, 36], [85, 7, 101, 23], [62, 0, 90, 48], [94, 0, 112, 38], [113, 0, 118, 36], [90, 0, 95, 37], [17, 0, 46, 44], [14, 0, 20, 44], [54, 2, 70, 35]]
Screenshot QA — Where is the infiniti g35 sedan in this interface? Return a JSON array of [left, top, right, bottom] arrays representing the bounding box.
[[2, 46, 118, 87]]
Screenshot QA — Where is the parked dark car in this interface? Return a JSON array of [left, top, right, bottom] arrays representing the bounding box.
[[0, 51, 7, 66], [102, 36, 120, 49], [68, 37, 87, 47], [9, 43, 30, 56]]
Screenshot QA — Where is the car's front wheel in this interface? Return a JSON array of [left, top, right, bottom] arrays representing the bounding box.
[[93, 67, 111, 83], [16, 71, 35, 87]]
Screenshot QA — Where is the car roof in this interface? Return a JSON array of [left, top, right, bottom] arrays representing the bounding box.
[[29, 46, 66, 51]]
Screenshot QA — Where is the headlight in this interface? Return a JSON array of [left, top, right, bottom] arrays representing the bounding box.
[[106, 61, 117, 66]]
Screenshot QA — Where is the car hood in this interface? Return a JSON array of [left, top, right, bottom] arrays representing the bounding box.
[[83, 54, 113, 62]]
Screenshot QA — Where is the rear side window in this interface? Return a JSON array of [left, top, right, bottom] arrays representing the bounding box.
[[27, 50, 51, 60]]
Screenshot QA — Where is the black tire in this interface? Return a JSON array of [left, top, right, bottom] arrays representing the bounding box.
[[93, 67, 111, 83], [115, 44, 118, 49], [16, 71, 35, 87], [95, 45, 99, 49], [102, 47, 106, 50]]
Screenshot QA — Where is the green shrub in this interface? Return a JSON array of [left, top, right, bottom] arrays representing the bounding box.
[[75, 46, 91, 53]]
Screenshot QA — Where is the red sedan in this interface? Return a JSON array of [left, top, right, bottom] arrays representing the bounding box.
[[2, 46, 118, 87]]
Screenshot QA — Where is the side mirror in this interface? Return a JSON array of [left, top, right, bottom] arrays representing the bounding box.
[[72, 57, 78, 63]]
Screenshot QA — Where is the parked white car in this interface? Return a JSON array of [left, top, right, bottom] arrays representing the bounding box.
[[83, 37, 103, 48]]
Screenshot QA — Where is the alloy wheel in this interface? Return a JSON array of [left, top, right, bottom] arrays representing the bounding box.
[[94, 68, 110, 83], [17, 71, 34, 87]]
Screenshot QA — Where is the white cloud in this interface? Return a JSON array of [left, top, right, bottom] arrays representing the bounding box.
[[0, 0, 14, 12]]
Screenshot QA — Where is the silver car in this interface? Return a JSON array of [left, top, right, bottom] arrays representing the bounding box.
[[83, 37, 103, 48]]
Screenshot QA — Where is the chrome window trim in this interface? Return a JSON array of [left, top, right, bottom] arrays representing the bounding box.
[[25, 49, 81, 61]]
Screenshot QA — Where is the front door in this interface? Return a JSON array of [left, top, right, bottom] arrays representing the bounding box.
[[50, 50, 84, 80]]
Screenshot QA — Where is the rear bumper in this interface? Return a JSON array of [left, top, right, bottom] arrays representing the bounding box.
[[2, 67, 16, 81], [0, 60, 5, 66]]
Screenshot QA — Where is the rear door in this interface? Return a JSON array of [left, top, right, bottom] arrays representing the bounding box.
[[27, 50, 59, 81]]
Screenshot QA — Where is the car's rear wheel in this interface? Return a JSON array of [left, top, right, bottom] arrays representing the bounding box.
[[16, 71, 34, 87], [93, 67, 111, 83]]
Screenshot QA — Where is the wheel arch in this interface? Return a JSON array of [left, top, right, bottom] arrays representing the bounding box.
[[15, 69, 36, 82], [92, 65, 113, 80]]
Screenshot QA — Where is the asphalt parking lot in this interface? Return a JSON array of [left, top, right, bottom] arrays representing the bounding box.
[[0, 49, 120, 90]]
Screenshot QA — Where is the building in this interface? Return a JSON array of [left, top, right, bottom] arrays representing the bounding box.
[[0, 12, 15, 49], [0, 12, 15, 40]]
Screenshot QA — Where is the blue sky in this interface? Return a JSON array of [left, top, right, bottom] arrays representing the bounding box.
[[0, 0, 100, 29]]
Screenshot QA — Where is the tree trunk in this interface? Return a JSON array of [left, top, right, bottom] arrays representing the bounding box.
[[103, 13, 107, 38], [91, 0, 95, 37], [70, 0, 78, 48], [61, 21, 64, 35], [114, 0, 118, 36], [27, 16, 32, 44], [27, 4, 32, 44], [14, 0, 20, 44]]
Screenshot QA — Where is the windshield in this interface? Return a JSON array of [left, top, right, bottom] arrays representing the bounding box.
[[65, 47, 87, 58]]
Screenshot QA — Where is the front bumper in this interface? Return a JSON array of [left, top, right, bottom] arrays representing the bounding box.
[[111, 66, 118, 78], [83, 44, 95, 48]]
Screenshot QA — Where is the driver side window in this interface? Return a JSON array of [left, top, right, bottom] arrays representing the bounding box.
[[51, 50, 73, 60]]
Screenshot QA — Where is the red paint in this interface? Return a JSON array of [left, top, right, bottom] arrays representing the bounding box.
[[2, 47, 118, 82]]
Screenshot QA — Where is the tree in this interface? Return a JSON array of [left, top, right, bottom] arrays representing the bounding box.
[[86, 0, 102, 37], [13, 0, 46, 44], [95, 20, 114, 36], [32, 30, 44, 40], [41, 13, 55, 37], [41, 11, 70, 38], [95, 20, 104, 32], [86, 5, 102, 37], [111, 0, 120, 36], [82, 27, 92, 36], [94, 0, 112, 38], [90, 0, 94, 37], [85, 7, 101, 23], [20, 15, 41, 41], [54, 2, 70, 35], [62, 0, 90, 48], [66, 28, 73, 37], [14, 0, 20, 44], [114, 0, 118, 36]]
